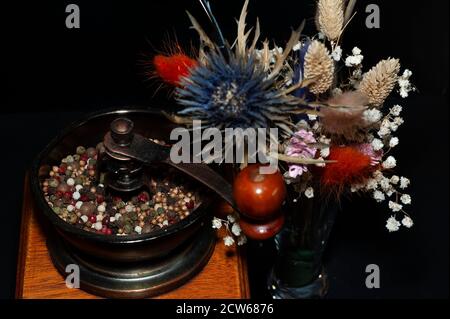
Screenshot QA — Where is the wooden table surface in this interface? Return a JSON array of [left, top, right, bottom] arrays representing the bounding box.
[[16, 175, 250, 299]]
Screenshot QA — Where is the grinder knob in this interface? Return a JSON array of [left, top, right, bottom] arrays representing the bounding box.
[[110, 117, 134, 146]]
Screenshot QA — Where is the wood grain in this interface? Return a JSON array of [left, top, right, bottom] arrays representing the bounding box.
[[16, 174, 250, 299]]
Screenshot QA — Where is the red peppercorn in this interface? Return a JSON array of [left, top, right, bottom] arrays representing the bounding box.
[[55, 191, 63, 198], [101, 226, 108, 234], [96, 195, 105, 204], [102, 215, 110, 226], [58, 166, 66, 174], [80, 194, 89, 202], [105, 228, 112, 235], [186, 200, 195, 209], [80, 154, 89, 162], [233, 164, 286, 220], [89, 215, 96, 223], [63, 191, 73, 200], [138, 192, 149, 202]]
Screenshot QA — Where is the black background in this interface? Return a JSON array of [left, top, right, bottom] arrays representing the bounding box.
[[2, 0, 449, 298]]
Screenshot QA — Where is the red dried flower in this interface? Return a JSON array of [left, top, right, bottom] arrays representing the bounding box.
[[321, 146, 373, 189], [153, 54, 198, 86]]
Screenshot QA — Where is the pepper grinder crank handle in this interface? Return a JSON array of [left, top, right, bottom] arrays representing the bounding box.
[[103, 117, 237, 210]]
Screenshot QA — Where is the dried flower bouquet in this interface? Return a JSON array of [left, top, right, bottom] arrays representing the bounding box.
[[150, 0, 415, 245]]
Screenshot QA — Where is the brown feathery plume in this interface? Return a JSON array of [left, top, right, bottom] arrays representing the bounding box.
[[304, 40, 335, 94], [316, 0, 344, 42], [358, 58, 400, 107], [320, 91, 370, 141]]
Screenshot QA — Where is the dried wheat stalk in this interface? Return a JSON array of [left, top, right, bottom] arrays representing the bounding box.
[[304, 40, 335, 94], [316, 0, 345, 42], [358, 58, 400, 107]]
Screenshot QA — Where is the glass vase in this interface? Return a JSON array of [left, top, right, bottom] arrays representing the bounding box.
[[267, 192, 338, 299]]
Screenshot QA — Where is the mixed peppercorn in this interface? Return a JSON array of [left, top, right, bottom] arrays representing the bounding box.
[[41, 144, 198, 235]]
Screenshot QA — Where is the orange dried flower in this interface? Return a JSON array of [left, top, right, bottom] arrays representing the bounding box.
[[321, 146, 373, 188], [153, 54, 198, 86]]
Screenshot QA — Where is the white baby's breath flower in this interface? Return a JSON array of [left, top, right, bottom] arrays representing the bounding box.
[[402, 69, 413, 78], [386, 216, 401, 232], [223, 236, 235, 247], [352, 47, 362, 55], [400, 194, 412, 205], [345, 47, 364, 67], [390, 117, 404, 132], [371, 138, 384, 151], [389, 123, 399, 132], [320, 147, 330, 158], [365, 179, 378, 191], [390, 175, 400, 184], [345, 55, 363, 67], [331, 45, 342, 61], [373, 170, 384, 181], [399, 177, 410, 189], [363, 109, 382, 124], [237, 235, 247, 246], [389, 201, 403, 212], [304, 187, 314, 199], [390, 105, 403, 116], [227, 215, 236, 223], [398, 69, 414, 98], [380, 177, 391, 191], [231, 223, 242, 236], [394, 117, 404, 125], [378, 127, 391, 138], [386, 189, 394, 197], [399, 88, 409, 98], [401, 216, 414, 228], [373, 190, 385, 202], [212, 218, 222, 229], [382, 156, 397, 169], [389, 137, 399, 148]]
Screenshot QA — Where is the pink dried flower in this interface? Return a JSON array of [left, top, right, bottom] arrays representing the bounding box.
[[356, 143, 383, 166], [285, 130, 317, 178]]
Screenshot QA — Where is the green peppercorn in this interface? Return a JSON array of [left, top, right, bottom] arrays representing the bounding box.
[[130, 212, 138, 221], [123, 224, 133, 234], [49, 179, 59, 188], [66, 155, 74, 163], [76, 146, 86, 155]]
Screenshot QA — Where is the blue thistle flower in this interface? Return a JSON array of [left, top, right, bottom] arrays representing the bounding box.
[[175, 51, 299, 135]]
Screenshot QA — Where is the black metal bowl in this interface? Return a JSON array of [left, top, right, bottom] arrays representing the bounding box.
[[30, 107, 212, 263]]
